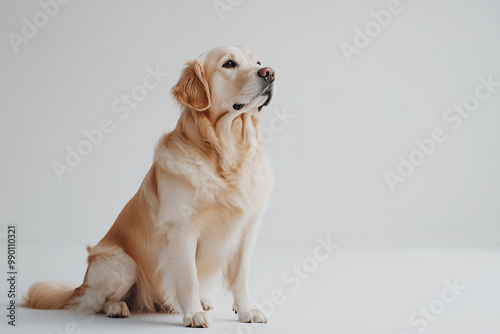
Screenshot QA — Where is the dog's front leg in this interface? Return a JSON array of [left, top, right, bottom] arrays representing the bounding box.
[[228, 221, 268, 324], [166, 232, 210, 328]]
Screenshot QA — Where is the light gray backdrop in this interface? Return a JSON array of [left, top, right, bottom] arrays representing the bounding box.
[[1, 0, 500, 248]]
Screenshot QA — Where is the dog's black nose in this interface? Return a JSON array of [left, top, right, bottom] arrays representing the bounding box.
[[258, 67, 276, 83]]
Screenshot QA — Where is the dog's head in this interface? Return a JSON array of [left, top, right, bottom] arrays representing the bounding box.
[[172, 45, 275, 118]]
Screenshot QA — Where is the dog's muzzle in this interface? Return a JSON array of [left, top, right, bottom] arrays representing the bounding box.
[[233, 67, 276, 112]]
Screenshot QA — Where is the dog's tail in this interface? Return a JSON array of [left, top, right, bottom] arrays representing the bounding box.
[[23, 282, 77, 309]]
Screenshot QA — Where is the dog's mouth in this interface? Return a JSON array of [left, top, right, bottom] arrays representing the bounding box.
[[257, 91, 272, 112], [233, 85, 273, 112]]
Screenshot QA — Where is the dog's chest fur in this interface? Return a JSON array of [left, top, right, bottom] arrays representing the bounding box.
[[155, 136, 273, 237]]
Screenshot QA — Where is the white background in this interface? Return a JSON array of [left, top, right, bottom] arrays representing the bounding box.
[[1, 1, 499, 333]]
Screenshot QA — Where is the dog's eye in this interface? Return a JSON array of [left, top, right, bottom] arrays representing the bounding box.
[[257, 61, 261, 65], [222, 60, 237, 68]]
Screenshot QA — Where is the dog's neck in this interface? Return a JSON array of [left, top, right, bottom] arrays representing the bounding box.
[[175, 107, 262, 174]]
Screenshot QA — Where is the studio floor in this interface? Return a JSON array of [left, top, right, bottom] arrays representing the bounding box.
[[3, 243, 499, 334]]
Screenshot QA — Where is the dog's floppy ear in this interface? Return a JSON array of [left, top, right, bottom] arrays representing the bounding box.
[[171, 60, 210, 111]]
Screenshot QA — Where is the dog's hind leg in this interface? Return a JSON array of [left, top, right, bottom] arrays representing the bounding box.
[[72, 244, 136, 318]]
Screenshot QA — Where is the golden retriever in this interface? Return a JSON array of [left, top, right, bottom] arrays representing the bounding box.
[[25, 45, 276, 328]]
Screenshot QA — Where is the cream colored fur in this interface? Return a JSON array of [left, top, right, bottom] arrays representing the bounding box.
[[24, 45, 275, 328]]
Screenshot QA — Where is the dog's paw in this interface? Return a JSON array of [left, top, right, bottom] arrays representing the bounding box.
[[201, 298, 214, 311], [104, 301, 130, 318], [183, 311, 211, 328], [236, 308, 268, 323]]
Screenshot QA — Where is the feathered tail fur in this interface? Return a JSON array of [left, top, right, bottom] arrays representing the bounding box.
[[24, 282, 77, 309]]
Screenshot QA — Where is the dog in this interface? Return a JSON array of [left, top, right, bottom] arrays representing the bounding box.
[[25, 45, 275, 328]]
